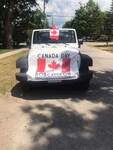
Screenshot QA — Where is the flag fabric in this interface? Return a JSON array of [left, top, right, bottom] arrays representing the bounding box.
[[27, 45, 80, 81], [50, 25, 59, 40], [37, 58, 71, 74], [62, 58, 70, 73], [37, 58, 46, 72], [50, 29, 59, 40]]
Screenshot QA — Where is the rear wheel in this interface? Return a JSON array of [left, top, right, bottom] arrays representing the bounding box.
[[20, 82, 31, 92]]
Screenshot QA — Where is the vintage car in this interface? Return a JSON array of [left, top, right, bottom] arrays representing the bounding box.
[[16, 25, 93, 90]]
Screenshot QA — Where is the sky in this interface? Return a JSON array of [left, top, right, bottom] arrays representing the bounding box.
[[37, 0, 112, 27]]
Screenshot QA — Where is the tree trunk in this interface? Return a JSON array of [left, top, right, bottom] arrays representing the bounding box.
[[3, 0, 14, 49], [3, 16, 13, 49]]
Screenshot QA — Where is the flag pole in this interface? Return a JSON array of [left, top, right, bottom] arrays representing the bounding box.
[[43, 0, 46, 28]]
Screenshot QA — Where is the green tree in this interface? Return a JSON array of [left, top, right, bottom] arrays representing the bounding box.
[[63, 20, 73, 28], [72, 5, 88, 38], [63, 0, 106, 39], [104, 0, 113, 44], [0, 1, 4, 45], [29, 9, 48, 29], [0, 0, 37, 48], [85, 0, 105, 39], [12, 9, 48, 47]]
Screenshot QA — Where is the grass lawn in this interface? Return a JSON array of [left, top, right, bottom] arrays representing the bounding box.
[[86, 42, 113, 52], [0, 49, 12, 54], [0, 51, 28, 94]]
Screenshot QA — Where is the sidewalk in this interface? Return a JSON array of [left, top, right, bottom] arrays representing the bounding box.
[[0, 48, 28, 59]]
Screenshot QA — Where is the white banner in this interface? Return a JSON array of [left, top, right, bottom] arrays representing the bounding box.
[[27, 45, 80, 81]]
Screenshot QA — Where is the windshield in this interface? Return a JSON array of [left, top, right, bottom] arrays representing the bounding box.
[[33, 30, 76, 44]]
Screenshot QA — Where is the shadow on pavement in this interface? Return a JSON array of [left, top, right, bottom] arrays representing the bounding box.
[[13, 70, 113, 150], [21, 103, 113, 150], [11, 83, 86, 100], [11, 71, 113, 105]]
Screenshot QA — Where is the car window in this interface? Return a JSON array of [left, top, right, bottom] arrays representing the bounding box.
[[33, 30, 76, 44]]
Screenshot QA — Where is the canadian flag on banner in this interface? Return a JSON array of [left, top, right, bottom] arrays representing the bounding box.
[[37, 58, 70, 73], [50, 25, 59, 40]]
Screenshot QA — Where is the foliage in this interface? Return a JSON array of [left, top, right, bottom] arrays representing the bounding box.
[[13, 9, 47, 47], [29, 9, 49, 29], [63, 0, 106, 40], [0, 0, 48, 48], [63, 20, 73, 28], [103, 0, 113, 43]]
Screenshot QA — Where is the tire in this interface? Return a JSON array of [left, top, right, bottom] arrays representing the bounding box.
[[20, 82, 31, 92], [80, 54, 93, 69], [16, 55, 28, 73]]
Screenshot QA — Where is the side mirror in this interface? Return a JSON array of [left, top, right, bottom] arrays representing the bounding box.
[[78, 39, 83, 48]]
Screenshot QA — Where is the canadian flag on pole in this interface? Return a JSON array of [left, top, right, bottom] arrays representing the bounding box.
[[37, 58, 70, 73], [50, 25, 59, 40]]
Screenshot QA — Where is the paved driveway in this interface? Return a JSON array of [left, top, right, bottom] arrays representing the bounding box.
[[0, 43, 113, 150]]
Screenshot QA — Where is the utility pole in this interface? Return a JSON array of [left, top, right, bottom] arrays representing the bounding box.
[[43, 0, 46, 15], [43, 0, 46, 28], [46, 15, 54, 26], [43, 0, 49, 28], [52, 15, 54, 25]]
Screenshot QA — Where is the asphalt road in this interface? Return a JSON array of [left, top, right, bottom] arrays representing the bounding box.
[[0, 43, 113, 150]]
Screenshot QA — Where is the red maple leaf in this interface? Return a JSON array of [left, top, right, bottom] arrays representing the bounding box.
[[48, 60, 60, 69], [51, 30, 57, 35]]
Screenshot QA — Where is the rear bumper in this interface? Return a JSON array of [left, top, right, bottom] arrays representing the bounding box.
[[16, 71, 93, 85]]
